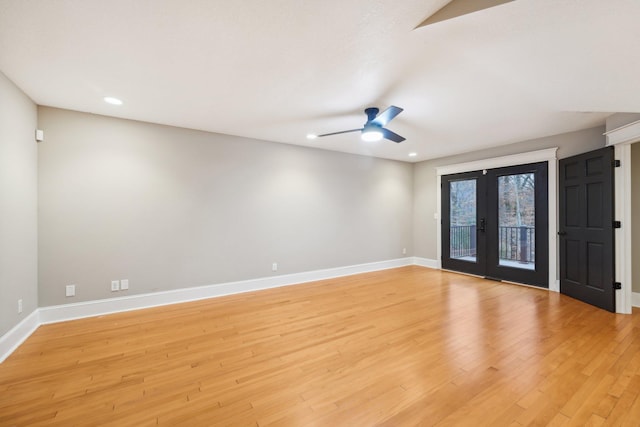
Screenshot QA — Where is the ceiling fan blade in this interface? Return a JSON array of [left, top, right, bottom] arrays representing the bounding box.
[[382, 128, 405, 143], [317, 128, 363, 138], [372, 105, 403, 126]]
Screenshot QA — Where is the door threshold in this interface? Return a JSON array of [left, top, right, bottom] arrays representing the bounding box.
[[441, 268, 484, 279], [441, 268, 548, 290], [499, 279, 549, 290]]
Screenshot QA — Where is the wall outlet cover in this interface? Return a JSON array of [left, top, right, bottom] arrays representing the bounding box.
[[120, 279, 129, 290], [66, 285, 76, 297], [111, 280, 120, 292]]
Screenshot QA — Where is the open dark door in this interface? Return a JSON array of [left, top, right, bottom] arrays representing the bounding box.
[[559, 147, 615, 312]]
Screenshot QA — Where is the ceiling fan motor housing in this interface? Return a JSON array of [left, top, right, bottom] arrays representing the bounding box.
[[364, 107, 380, 122]]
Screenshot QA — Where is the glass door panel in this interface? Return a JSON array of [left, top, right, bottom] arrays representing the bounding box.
[[497, 173, 535, 270], [449, 179, 477, 262]]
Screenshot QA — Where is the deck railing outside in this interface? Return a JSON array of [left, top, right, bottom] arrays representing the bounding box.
[[450, 225, 477, 258], [450, 225, 535, 264], [498, 226, 535, 264]]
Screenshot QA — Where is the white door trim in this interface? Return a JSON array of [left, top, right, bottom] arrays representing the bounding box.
[[436, 148, 559, 292], [605, 123, 637, 314]]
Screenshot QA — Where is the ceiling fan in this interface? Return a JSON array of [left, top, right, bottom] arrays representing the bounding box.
[[311, 106, 406, 143]]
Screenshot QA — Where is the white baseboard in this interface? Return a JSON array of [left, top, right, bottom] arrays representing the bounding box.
[[412, 257, 438, 269], [0, 256, 485, 363], [0, 309, 40, 363], [39, 257, 413, 324], [632, 292, 640, 308], [1, 258, 415, 363]]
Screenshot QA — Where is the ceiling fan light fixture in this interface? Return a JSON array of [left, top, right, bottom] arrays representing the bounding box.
[[361, 125, 383, 142], [361, 130, 383, 142]]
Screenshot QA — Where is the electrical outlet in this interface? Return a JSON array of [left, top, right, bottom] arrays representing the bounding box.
[[111, 280, 120, 292], [120, 279, 129, 290], [18, 299, 23, 313], [272, 262, 278, 272], [402, 248, 407, 255], [66, 285, 76, 297]]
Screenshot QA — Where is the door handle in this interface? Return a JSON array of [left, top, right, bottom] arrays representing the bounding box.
[[479, 218, 486, 232], [557, 231, 567, 236]]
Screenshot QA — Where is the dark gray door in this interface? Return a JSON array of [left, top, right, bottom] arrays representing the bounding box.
[[442, 162, 548, 287], [559, 147, 615, 312], [485, 162, 548, 287], [441, 171, 487, 276]]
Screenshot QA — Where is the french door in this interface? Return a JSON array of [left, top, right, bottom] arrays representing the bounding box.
[[442, 162, 549, 287]]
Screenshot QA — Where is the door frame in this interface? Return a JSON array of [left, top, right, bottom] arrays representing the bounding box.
[[604, 121, 639, 314], [436, 148, 558, 291]]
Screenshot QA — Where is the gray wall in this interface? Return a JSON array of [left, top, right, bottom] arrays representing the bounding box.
[[413, 126, 606, 260], [632, 143, 640, 293], [37, 107, 413, 306], [0, 72, 38, 335], [2, 97, 623, 314]]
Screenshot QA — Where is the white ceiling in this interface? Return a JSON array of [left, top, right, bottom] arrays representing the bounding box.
[[1, 0, 639, 162]]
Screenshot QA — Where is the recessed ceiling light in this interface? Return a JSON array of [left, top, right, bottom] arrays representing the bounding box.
[[103, 96, 123, 105], [306, 134, 318, 140], [409, 152, 417, 157]]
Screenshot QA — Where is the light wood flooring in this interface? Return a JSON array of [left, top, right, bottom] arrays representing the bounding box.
[[1, 266, 639, 426]]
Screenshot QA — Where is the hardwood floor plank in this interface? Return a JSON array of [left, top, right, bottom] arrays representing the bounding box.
[[0, 266, 638, 426], [603, 389, 638, 426]]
